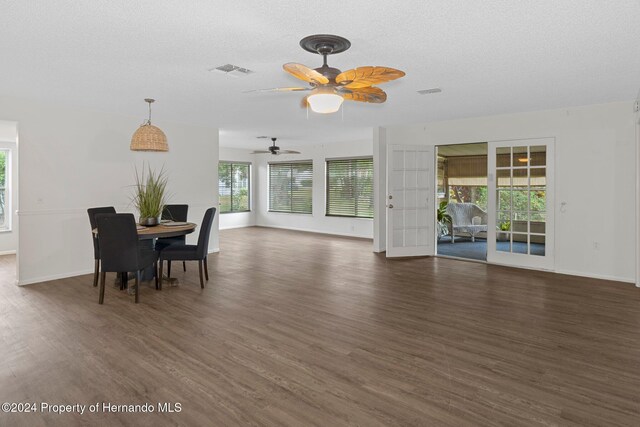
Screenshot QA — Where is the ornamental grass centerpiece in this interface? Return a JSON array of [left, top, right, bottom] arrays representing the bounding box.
[[132, 164, 168, 226]]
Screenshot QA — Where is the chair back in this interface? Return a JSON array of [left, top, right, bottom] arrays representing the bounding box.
[[446, 203, 487, 226], [196, 207, 217, 259], [87, 206, 116, 259], [95, 213, 140, 272], [162, 204, 188, 222]]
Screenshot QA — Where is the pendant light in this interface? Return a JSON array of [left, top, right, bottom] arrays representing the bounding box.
[[130, 98, 168, 152]]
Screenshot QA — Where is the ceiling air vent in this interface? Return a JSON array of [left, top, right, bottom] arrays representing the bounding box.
[[417, 88, 442, 95], [210, 64, 254, 77]]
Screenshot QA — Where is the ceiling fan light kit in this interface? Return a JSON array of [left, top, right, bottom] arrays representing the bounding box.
[[250, 34, 405, 115], [130, 98, 168, 152], [307, 87, 344, 114]]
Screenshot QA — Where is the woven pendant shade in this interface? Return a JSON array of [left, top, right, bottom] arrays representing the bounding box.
[[130, 124, 168, 152], [130, 98, 169, 152]]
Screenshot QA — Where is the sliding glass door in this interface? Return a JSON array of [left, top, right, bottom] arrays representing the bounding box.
[[487, 138, 554, 270]]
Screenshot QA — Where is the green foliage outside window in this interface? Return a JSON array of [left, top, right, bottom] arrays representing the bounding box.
[[449, 186, 488, 210], [450, 185, 546, 222], [218, 162, 250, 213]]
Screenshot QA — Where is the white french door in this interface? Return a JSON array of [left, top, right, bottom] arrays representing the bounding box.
[[487, 138, 554, 270], [386, 144, 435, 257]]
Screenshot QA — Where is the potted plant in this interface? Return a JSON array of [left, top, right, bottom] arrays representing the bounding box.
[[132, 164, 168, 226], [497, 220, 510, 241], [437, 200, 451, 240]]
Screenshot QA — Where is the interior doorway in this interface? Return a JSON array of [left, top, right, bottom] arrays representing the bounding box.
[[435, 142, 489, 261]]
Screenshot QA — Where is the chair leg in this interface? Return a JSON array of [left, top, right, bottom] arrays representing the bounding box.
[[158, 260, 163, 291], [451, 231, 455, 243], [134, 271, 140, 304], [93, 259, 99, 287], [167, 260, 172, 278], [154, 261, 159, 290], [99, 271, 106, 304], [198, 260, 204, 288], [183, 261, 186, 272], [203, 256, 209, 281]]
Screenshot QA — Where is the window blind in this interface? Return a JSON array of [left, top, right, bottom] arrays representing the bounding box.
[[218, 161, 250, 213], [269, 162, 313, 214], [326, 158, 373, 218]]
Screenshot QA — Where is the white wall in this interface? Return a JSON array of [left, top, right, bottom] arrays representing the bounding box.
[[255, 140, 374, 239], [219, 147, 257, 230], [0, 96, 219, 285], [0, 120, 18, 254], [381, 101, 637, 283], [373, 128, 387, 252]]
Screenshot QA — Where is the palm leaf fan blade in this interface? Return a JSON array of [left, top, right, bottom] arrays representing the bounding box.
[[283, 63, 329, 85], [336, 66, 405, 89], [340, 87, 387, 103]]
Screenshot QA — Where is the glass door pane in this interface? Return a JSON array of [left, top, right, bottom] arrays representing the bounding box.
[[491, 141, 551, 265]]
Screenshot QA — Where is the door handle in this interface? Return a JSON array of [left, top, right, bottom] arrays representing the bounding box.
[[388, 204, 394, 209]]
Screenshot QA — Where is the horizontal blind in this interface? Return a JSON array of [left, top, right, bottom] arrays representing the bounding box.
[[326, 158, 373, 218], [269, 162, 313, 214]]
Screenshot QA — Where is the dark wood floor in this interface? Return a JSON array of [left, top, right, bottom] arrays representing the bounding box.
[[1, 227, 640, 426]]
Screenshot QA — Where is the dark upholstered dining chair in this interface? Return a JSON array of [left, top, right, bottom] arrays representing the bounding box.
[[156, 204, 189, 274], [95, 213, 158, 304], [87, 206, 116, 287], [159, 207, 216, 289]]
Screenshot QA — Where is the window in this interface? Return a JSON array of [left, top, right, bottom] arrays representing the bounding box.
[[218, 161, 250, 213], [326, 157, 373, 218], [0, 150, 9, 230], [269, 162, 313, 214]]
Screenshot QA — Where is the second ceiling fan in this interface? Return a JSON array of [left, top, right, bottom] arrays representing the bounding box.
[[251, 34, 406, 114], [251, 138, 300, 155]]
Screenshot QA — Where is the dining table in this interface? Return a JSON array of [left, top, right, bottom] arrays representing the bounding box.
[[138, 221, 197, 285]]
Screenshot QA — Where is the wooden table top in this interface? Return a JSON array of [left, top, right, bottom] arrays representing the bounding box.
[[92, 222, 197, 240], [137, 222, 197, 239]]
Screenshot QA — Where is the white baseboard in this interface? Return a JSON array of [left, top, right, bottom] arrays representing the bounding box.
[[254, 224, 373, 240], [554, 268, 635, 285], [0, 250, 16, 256], [208, 248, 220, 254], [18, 268, 94, 286]]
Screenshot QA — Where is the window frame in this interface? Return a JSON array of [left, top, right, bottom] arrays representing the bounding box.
[[325, 156, 374, 219], [268, 160, 313, 214], [0, 149, 10, 232], [218, 161, 251, 214]]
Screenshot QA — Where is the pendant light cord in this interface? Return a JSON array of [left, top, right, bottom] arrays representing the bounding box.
[[142, 98, 155, 126]]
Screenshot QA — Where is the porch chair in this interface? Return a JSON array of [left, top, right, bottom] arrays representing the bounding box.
[[445, 203, 488, 243]]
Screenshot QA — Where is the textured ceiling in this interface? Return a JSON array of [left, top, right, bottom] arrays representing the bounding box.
[[1, 1, 639, 149]]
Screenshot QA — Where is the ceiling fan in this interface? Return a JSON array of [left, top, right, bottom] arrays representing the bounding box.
[[249, 34, 405, 114], [251, 137, 301, 155]]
